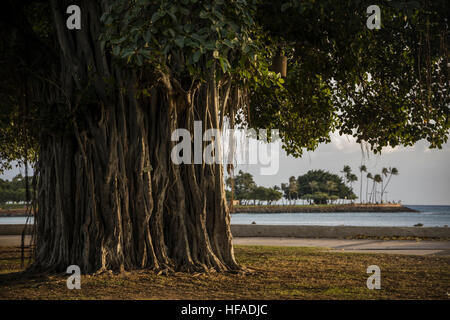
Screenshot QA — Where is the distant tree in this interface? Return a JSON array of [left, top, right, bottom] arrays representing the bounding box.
[[382, 167, 399, 202], [308, 181, 319, 193], [366, 173, 373, 204], [225, 190, 232, 202], [302, 194, 314, 205], [227, 170, 257, 204], [252, 186, 267, 205], [227, 173, 282, 205], [267, 187, 283, 205], [329, 195, 339, 204], [359, 165, 367, 203], [347, 173, 358, 201], [325, 180, 338, 195], [288, 176, 299, 204], [234, 170, 256, 200], [347, 193, 358, 202], [311, 192, 329, 205], [297, 170, 355, 204], [341, 165, 352, 186], [380, 167, 389, 202], [373, 174, 383, 203], [280, 183, 288, 205], [0, 174, 28, 205]]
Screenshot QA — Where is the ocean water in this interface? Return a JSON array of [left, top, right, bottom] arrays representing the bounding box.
[[0, 216, 34, 225], [1, 205, 449, 227], [230, 205, 450, 227]]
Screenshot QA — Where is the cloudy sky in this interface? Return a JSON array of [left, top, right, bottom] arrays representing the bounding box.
[[235, 132, 450, 206], [1, 132, 449, 205]]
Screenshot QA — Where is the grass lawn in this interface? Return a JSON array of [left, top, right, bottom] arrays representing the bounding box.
[[0, 245, 449, 300]]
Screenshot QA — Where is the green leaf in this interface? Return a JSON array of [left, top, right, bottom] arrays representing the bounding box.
[[223, 39, 234, 48], [136, 54, 143, 66], [151, 12, 161, 23], [184, 24, 193, 33], [174, 37, 185, 48], [168, 28, 176, 37], [218, 57, 229, 73], [193, 50, 202, 63]]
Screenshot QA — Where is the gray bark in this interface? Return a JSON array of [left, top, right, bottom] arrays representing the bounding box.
[[31, 0, 239, 274]]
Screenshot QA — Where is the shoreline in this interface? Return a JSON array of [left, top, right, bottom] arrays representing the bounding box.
[[0, 204, 420, 217], [230, 224, 450, 239], [231, 204, 417, 214], [1, 224, 449, 239]]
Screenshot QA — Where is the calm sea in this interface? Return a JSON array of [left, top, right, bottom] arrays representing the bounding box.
[[230, 205, 450, 227], [1, 205, 450, 227]]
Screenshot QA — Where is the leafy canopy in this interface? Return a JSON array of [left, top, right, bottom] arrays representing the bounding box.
[[297, 169, 355, 200], [252, 0, 449, 155], [0, 0, 449, 169]]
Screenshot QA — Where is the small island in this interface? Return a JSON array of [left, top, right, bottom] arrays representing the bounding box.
[[231, 203, 417, 214], [226, 168, 416, 213]]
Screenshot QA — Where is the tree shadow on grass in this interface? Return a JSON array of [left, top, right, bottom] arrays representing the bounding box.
[[0, 269, 59, 290], [0, 246, 66, 295]]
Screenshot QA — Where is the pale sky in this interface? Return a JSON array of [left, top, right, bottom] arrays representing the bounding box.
[[1, 132, 449, 205]]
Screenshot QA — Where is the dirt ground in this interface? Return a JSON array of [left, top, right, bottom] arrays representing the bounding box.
[[0, 245, 449, 300]]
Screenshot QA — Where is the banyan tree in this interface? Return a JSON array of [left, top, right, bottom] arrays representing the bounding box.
[[0, 0, 448, 273]]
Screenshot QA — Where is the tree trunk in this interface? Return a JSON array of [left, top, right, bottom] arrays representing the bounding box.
[[31, 0, 239, 274], [366, 179, 369, 204], [360, 173, 363, 204]]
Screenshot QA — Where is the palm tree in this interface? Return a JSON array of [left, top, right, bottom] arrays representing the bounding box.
[[281, 183, 288, 205], [309, 180, 319, 194], [382, 167, 399, 202], [347, 173, 358, 202], [341, 165, 351, 186], [288, 176, 298, 205], [380, 167, 389, 203], [366, 172, 373, 203], [373, 174, 383, 203], [325, 180, 337, 195], [359, 165, 367, 203]]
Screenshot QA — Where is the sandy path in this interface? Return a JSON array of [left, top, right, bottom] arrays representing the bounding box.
[[232, 237, 450, 256]]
